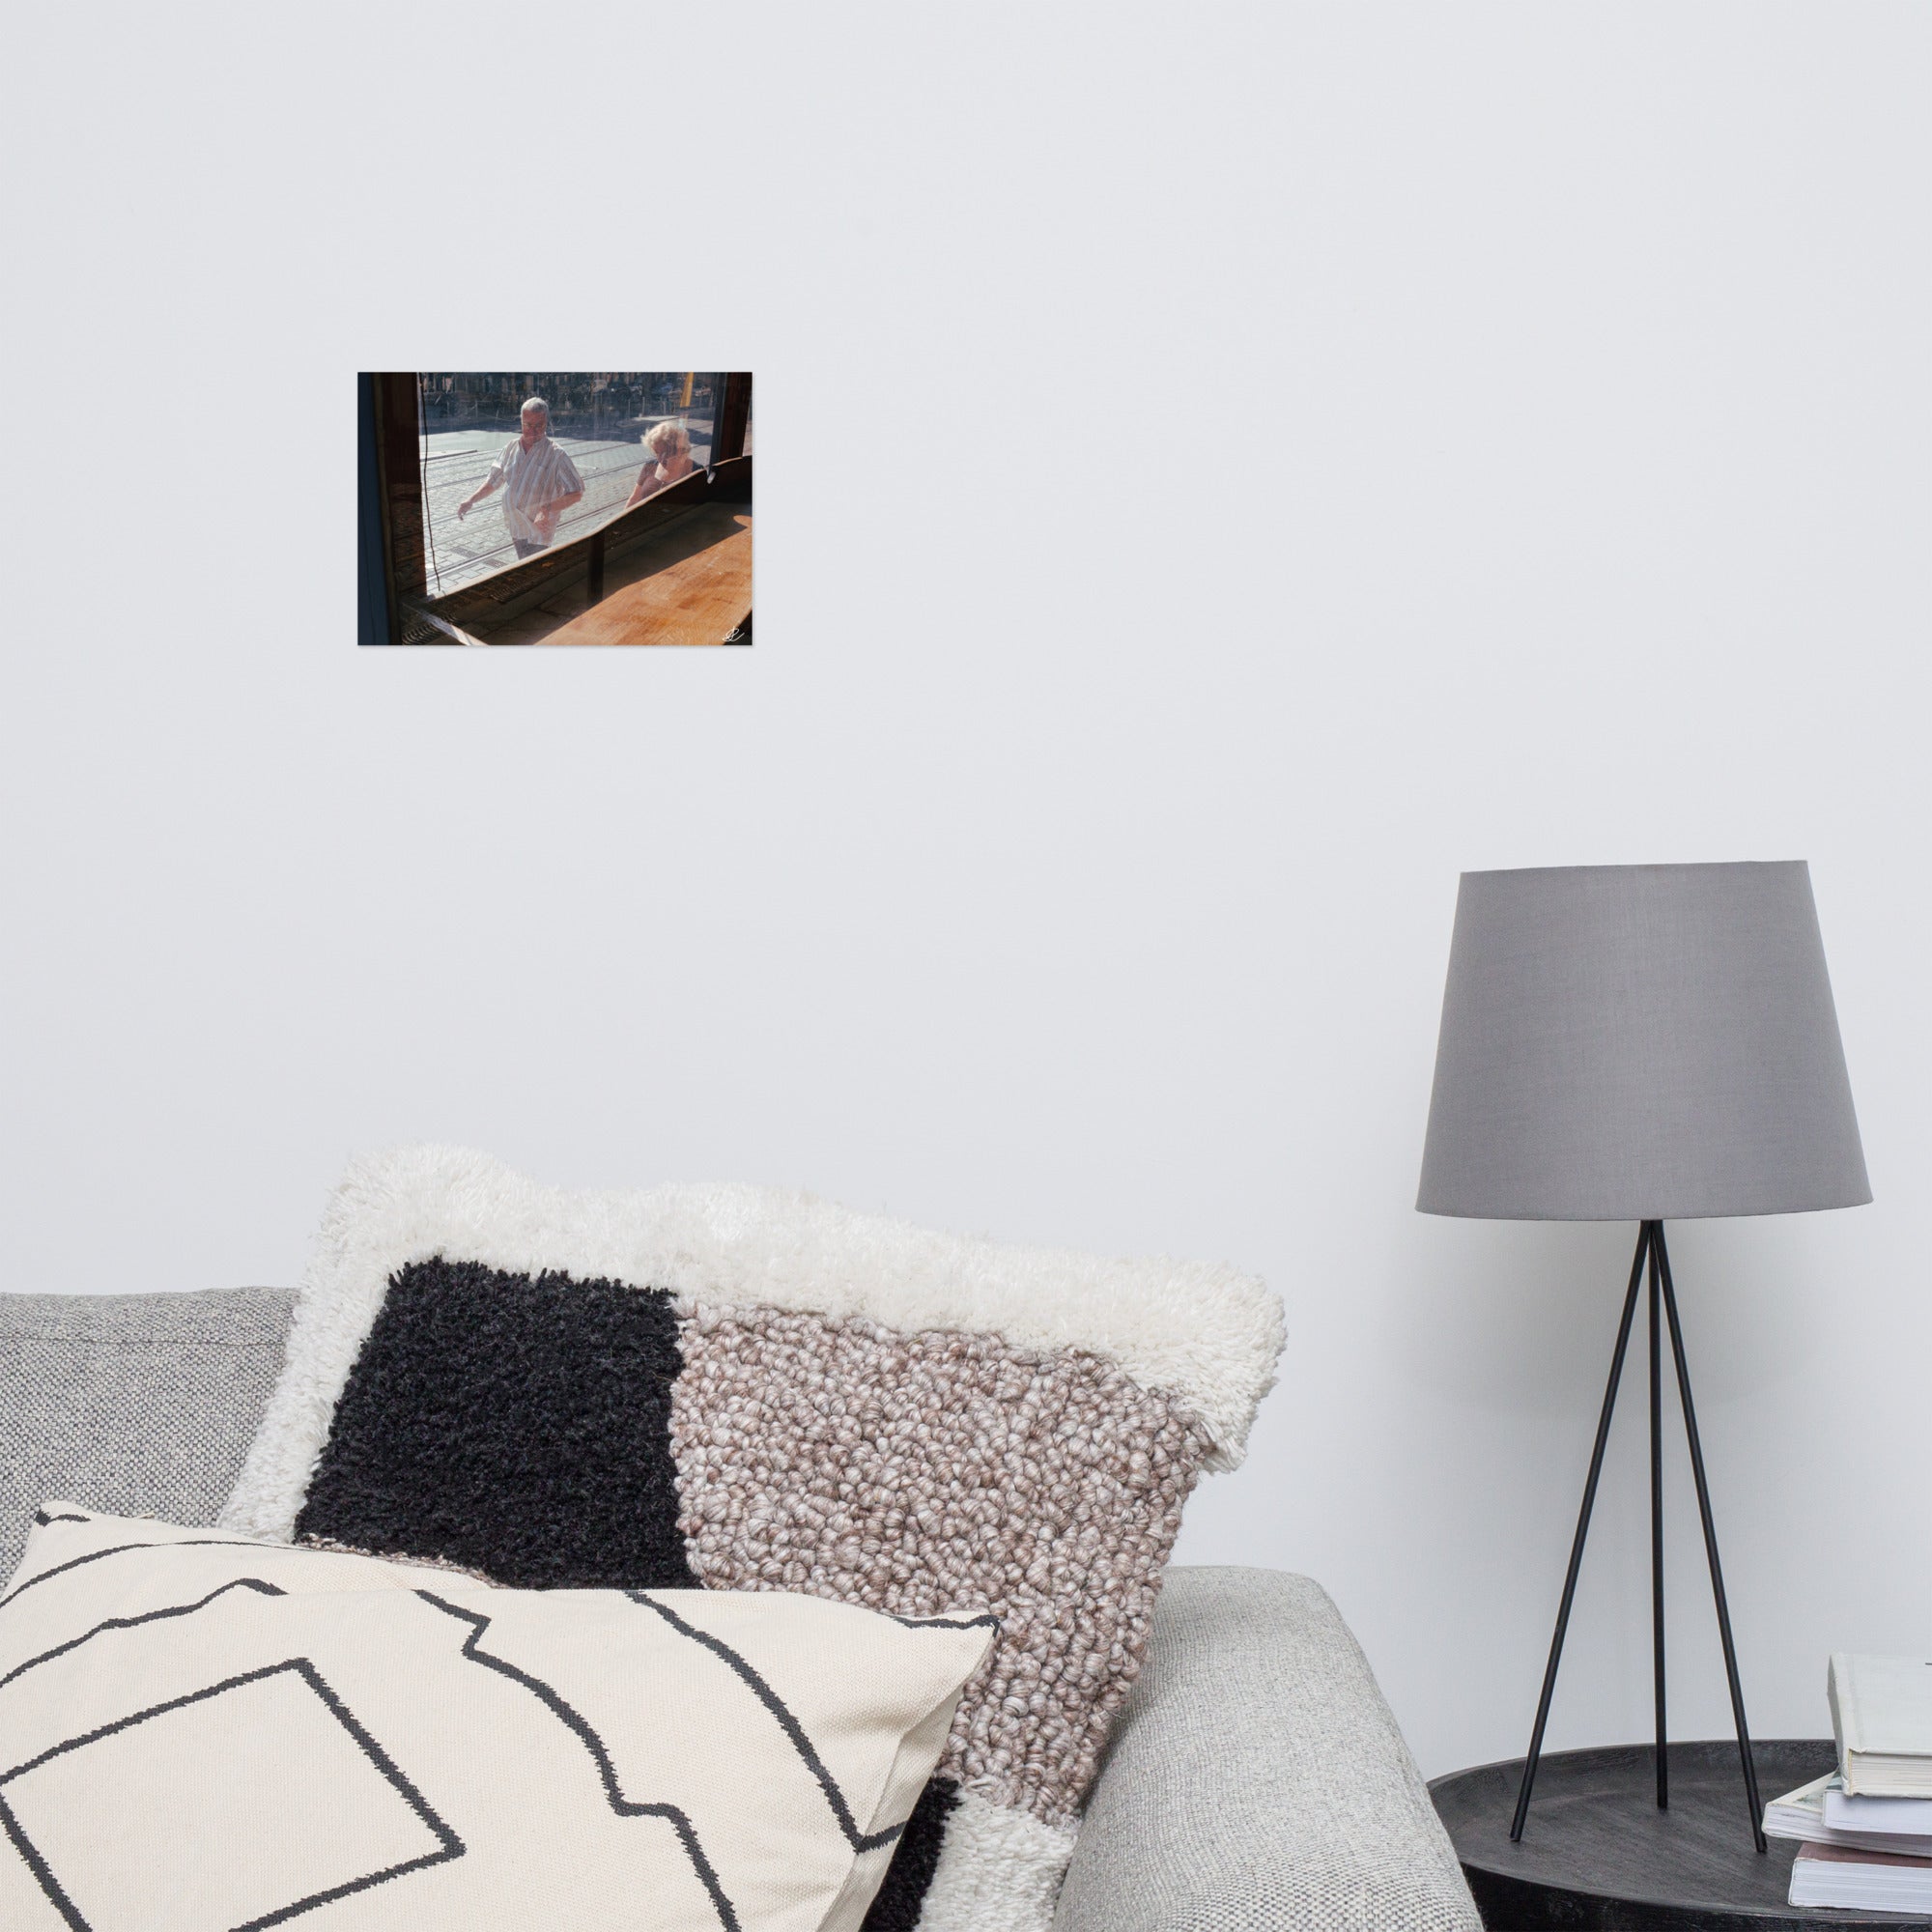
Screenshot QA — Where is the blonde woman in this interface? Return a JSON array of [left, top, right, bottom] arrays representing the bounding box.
[[625, 421, 696, 507]]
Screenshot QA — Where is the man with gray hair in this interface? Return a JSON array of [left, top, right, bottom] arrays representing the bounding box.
[[456, 397, 585, 559]]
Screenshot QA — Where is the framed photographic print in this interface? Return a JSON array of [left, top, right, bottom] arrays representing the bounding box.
[[358, 372, 752, 647]]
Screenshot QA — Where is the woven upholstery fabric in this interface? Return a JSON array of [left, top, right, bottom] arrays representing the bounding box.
[[1053, 1567, 1481, 1932], [0, 1291, 293, 1585]]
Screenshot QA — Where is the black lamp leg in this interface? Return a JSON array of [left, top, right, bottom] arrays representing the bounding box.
[[1509, 1224, 1651, 1841], [1654, 1224, 1768, 1854], [1511, 1223, 1767, 1850], [1649, 1223, 1667, 1810]]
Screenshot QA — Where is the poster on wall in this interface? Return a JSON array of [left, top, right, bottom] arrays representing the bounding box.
[[357, 372, 753, 647]]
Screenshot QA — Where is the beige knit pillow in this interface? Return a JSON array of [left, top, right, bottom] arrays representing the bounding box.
[[0, 1506, 994, 1932]]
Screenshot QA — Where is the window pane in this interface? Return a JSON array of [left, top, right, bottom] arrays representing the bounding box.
[[416, 373, 718, 596]]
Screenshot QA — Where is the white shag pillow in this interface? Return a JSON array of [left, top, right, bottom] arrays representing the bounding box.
[[0, 1505, 995, 1932]]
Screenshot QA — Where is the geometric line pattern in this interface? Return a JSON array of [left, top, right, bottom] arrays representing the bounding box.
[[0, 1542, 277, 1617], [626, 1591, 912, 1854], [859, 1776, 961, 1932], [410, 1591, 740, 1931], [0, 1579, 289, 1692], [0, 1658, 465, 1932]]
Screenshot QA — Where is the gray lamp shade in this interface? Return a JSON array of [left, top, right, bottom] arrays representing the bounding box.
[[1417, 862, 1869, 1221]]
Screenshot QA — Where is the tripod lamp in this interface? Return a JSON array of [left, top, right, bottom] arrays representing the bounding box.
[[1417, 862, 1869, 1849]]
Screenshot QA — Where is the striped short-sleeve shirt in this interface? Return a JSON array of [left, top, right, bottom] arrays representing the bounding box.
[[488, 436, 585, 546]]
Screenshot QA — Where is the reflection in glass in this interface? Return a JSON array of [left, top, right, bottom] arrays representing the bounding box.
[[416, 373, 716, 595]]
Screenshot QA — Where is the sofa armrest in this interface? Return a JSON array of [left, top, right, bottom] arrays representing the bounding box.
[[1054, 1566, 1479, 1932]]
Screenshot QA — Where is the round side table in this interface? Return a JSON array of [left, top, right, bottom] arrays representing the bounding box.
[[1431, 1740, 1932, 1929]]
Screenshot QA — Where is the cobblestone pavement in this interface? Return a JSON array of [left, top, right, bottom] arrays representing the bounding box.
[[418, 417, 715, 596]]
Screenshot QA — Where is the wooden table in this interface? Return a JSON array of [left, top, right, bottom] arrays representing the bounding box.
[[536, 506, 752, 646], [448, 504, 752, 647], [1433, 1741, 1932, 1928]]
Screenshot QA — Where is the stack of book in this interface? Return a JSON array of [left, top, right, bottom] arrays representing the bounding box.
[[1762, 1654, 1932, 1913]]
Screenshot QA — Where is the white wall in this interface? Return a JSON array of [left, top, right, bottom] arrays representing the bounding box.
[[3, 3, 1926, 1780]]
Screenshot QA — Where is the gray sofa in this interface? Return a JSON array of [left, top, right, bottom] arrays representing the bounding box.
[[0, 1289, 1482, 1931]]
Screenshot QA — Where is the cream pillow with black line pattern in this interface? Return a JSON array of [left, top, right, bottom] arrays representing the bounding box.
[[0, 1506, 994, 1932]]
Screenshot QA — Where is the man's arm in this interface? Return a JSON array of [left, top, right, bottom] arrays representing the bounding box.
[[456, 472, 501, 520], [527, 488, 583, 538]]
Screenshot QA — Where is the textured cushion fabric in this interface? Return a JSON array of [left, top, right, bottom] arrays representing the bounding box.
[[1053, 1567, 1481, 1932], [294, 1260, 699, 1592], [0, 1290, 294, 1584], [219, 1146, 1286, 1932], [0, 1506, 996, 1932]]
